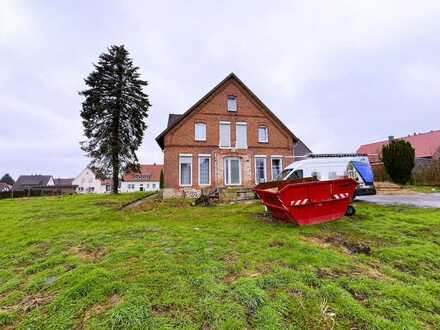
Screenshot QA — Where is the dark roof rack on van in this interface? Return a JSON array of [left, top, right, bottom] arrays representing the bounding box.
[[307, 153, 368, 158]]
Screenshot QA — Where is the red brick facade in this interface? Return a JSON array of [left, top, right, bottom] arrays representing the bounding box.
[[156, 73, 296, 197]]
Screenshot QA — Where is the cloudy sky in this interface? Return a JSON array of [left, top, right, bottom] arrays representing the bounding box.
[[1, 1, 440, 179]]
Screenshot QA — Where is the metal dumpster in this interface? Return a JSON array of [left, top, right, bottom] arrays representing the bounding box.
[[253, 178, 357, 225]]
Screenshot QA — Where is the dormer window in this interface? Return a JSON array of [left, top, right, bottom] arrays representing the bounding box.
[[227, 96, 237, 112]]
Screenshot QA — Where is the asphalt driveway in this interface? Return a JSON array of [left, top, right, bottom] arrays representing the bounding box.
[[357, 193, 440, 208]]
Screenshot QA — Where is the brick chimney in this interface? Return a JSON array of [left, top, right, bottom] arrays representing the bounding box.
[[388, 135, 394, 142]]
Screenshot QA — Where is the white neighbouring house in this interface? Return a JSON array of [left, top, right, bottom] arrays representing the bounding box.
[[120, 164, 163, 193], [72, 168, 112, 194]]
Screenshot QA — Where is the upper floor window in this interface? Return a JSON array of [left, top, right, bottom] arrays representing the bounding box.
[[219, 122, 231, 148], [195, 123, 206, 141], [235, 122, 247, 149], [258, 126, 268, 143], [227, 96, 237, 112]]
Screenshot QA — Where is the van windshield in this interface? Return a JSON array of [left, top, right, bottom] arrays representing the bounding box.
[[277, 169, 292, 180], [277, 169, 303, 181]]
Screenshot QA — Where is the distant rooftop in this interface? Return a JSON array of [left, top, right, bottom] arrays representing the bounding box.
[[357, 130, 440, 162]]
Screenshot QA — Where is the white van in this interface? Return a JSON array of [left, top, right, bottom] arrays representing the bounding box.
[[277, 153, 376, 196]]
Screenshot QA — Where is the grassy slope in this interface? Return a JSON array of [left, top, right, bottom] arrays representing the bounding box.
[[0, 194, 439, 329]]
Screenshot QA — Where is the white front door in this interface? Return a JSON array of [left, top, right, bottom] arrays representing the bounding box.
[[224, 157, 241, 186]]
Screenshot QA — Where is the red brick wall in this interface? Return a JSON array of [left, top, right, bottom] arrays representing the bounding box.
[[163, 79, 294, 190]]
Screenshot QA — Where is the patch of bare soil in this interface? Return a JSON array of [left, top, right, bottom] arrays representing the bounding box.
[[0, 293, 53, 314], [82, 294, 121, 324], [120, 193, 159, 211], [151, 304, 172, 316], [69, 246, 106, 262], [302, 235, 373, 257], [375, 182, 415, 195], [222, 272, 239, 284], [301, 236, 331, 248]]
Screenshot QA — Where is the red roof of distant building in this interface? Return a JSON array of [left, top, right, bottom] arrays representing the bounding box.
[[123, 164, 163, 182], [357, 130, 440, 162]]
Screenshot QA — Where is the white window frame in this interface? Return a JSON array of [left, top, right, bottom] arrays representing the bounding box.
[[224, 157, 241, 186], [258, 126, 269, 143], [271, 156, 283, 180], [198, 154, 211, 186], [255, 155, 267, 184], [219, 121, 231, 148], [179, 154, 193, 187], [235, 122, 248, 149], [227, 96, 237, 112], [194, 122, 206, 141]]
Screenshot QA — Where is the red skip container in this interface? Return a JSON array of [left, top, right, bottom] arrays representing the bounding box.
[[253, 178, 357, 225]]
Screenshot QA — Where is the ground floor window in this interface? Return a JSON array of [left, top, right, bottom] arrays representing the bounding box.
[[179, 155, 192, 186], [198, 155, 211, 185], [224, 157, 241, 185], [255, 156, 267, 184], [271, 157, 282, 180]]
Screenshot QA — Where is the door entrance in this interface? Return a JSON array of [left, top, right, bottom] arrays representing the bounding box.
[[224, 157, 241, 186]]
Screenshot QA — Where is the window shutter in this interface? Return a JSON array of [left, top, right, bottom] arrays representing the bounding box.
[[219, 123, 231, 147], [236, 123, 247, 149]]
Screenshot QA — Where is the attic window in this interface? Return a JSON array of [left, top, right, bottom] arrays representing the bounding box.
[[227, 96, 237, 112]]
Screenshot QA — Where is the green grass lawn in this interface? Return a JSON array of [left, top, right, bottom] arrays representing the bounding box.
[[407, 185, 440, 193], [0, 194, 439, 329]]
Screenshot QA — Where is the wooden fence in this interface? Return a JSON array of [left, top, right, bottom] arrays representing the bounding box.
[[0, 190, 74, 200]]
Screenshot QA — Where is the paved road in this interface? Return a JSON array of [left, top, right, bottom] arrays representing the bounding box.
[[357, 193, 440, 208]]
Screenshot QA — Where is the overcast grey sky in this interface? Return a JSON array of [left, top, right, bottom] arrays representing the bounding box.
[[1, 1, 440, 179]]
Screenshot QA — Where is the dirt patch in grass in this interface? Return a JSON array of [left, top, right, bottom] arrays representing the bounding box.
[[1, 293, 53, 313], [82, 294, 121, 324], [21, 294, 52, 312], [222, 272, 239, 284], [69, 246, 106, 262], [301, 236, 331, 248], [151, 304, 172, 316], [317, 264, 388, 282], [303, 236, 371, 256]]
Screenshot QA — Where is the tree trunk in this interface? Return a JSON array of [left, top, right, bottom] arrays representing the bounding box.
[[111, 107, 120, 194]]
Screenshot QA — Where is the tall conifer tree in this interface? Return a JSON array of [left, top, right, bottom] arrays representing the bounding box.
[[80, 45, 150, 193]]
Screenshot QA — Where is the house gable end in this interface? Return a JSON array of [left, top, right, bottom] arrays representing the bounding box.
[[156, 73, 297, 149]]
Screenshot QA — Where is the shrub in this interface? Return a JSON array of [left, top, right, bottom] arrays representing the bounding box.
[[381, 140, 415, 185], [159, 169, 164, 189]]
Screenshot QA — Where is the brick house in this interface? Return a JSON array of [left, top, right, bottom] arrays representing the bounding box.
[[156, 73, 310, 198]]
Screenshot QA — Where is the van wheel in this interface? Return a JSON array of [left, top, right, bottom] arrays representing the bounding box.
[[345, 205, 356, 217]]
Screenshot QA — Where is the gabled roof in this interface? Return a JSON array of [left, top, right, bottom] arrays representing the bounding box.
[[53, 178, 75, 186], [123, 164, 163, 182], [357, 130, 440, 162], [13, 175, 53, 190], [155, 73, 298, 150]]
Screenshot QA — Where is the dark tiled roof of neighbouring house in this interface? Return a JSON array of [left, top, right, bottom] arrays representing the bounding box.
[[13, 175, 53, 191], [53, 178, 75, 186], [294, 139, 312, 158]]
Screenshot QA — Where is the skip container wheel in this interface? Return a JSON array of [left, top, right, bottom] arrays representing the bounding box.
[[345, 205, 356, 217]]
